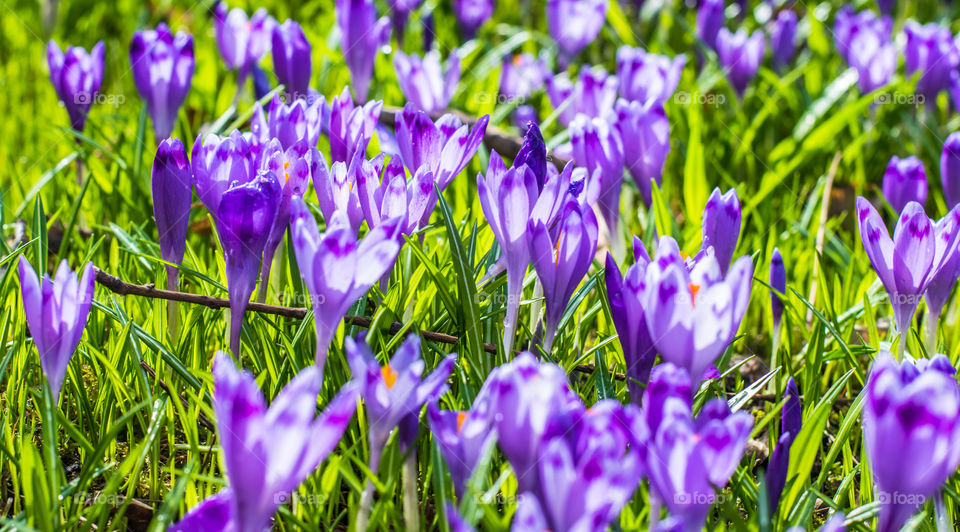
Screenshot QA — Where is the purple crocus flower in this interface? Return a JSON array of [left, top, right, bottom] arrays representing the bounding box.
[[513, 123, 549, 191], [545, 66, 619, 127], [863, 352, 960, 532], [941, 132, 960, 208], [616, 46, 685, 105], [386, 0, 422, 43], [766, 377, 801, 513], [546, 0, 609, 63], [696, 0, 725, 51], [919, 209, 960, 323], [643, 236, 754, 383], [290, 200, 402, 371], [770, 247, 786, 330], [315, 151, 366, 234], [770, 10, 798, 72], [500, 53, 549, 102], [327, 87, 382, 164], [904, 21, 959, 102], [454, 0, 494, 38], [642, 363, 754, 531], [834, 7, 891, 64], [426, 393, 496, 498], [393, 49, 461, 113], [528, 198, 599, 352], [337, 0, 390, 102], [716, 28, 765, 97], [192, 130, 258, 225], [356, 156, 410, 233], [272, 20, 312, 99], [172, 352, 358, 532], [151, 138, 192, 291], [615, 98, 670, 206], [882, 155, 927, 212], [18, 258, 95, 404], [834, 9, 897, 93], [570, 114, 624, 235], [213, 3, 275, 84], [604, 238, 656, 401], [47, 40, 104, 132], [700, 187, 742, 275], [130, 24, 194, 140], [251, 95, 323, 150], [856, 198, 960, 339]]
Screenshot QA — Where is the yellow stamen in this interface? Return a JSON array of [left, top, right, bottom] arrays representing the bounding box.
[[553, 232, 564, 265], [689, 283, 700, 305], [381, 365, 398, 389], [456, 412, 467, 433], [283, 161, 290, 183]]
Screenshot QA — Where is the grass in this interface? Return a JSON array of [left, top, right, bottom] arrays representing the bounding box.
[[3, 0, 960, 530]]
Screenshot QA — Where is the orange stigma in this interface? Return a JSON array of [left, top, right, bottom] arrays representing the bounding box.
[[553, 233, 564, 265], [456, 412, 467, 433], [283, 161, 290, 182], [689, 283, 700, 304], [381, 365, 398, 389]]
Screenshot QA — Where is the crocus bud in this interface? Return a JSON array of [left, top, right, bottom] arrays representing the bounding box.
[[151, 138, 192, 291], [19, 258, 95, 404], [881, 155, 927, 213], [616, 46, 685, 105], [570, 114, 624, 233], [393, 49, 460, 113], [513, 123, 548, 190], [770, 247, 786, 329], [252, 94, 324, 150], [546, 0, 609, 63], [47, 40, 105, 132], [213, 3, 275, 84], [545, 66, 618, 127], [337, 0, 390, 102], [696, 0, 725, 51], [604, 242, 656, 401], [942, 132, 960, 208], [272, 20, 312, 99], [770, 10, 798, 72], [716, 28, 765, 97], [615, 98, 670, 206], [453, 0, 494, 38], [130, 24, 195, 140], [327, 87, 382, 164], [904, 21, 959, 102], [701, 187, 742, 274], [767, 377, 801, 512]]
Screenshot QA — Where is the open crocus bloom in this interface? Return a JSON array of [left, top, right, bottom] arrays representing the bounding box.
[[213, 2, 275, 83], [251, 95, 324, 151], [47, 40, 105, 132], [616, 46, 685, 105], [327, 86, 382, 164], [393, 49, 461, 113], [129, 24, 195, 140]]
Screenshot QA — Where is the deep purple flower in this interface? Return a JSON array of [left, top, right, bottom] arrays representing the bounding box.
[[172, 353, 358, 532], [337, 0, 390, 102], [615, 98, 670, 206], [291, 200, 402, 371], [882, 155, 927, 212], [941, 132, 960, 208], [130, 24, 194, 140], [454, 0, 494, 38], [643, 236, 753, 383], [570, 114, 624, 235], [700, 187, 742, 275], [151, 138, 192, 291], [545, 66, 618, 127], [272, 20, 312, 99], [47, 40, 104, 132], [528, 198, 599, 352], [834, 7, 891, 64], [770, 247, 786, 330], [19, 258, 95, 404], [642, 363, 753, 531], [546, 0, 609, 63], [513, 106, 539, 133], [770, 10, 798, 71], [251, 95, 323, 150], [920, 209, 960, 320], [863, 352, 960, 532], [696, 0, 724, 51], [427, 393, 496, 497], [327, 87, 382, 164], [616, 46, 685, 105], [192, 130, 259, 224], [514, 123, 548, 190], [387, 0, 422, 43], [716, 28, 765, 96], [393, 49, 461, 113], [767, 377, 801, 513], [856, 198, 960, 337], [213, 3, 275, 84], [604, 238, 656, 401], [500, 53, 548, 101], [904, 21, 959, 102]]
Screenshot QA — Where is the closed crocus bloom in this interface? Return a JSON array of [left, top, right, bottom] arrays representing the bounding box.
[[616, 46, 685, 105], [151, 138, 192, 291], [337, 0, 390, 102], [130, 24, 194, 141], [863, 353, 960, 532], [940, 132, 960, 208], [172, 353, 358, 532], [500, 53, 548, 101], [770, 247, 786, 330], [454, 0, 494, 38], [642, 363, 753, 531], [834, 7, 891, 63], [770, 10, 798, 71], [570, 114, 624, 234], [213, 3, 275, 83], [615, 98, 670, 206], [766, 377, 801, 513], [327, 86, 382, 164], [882, 155, 927, 212], [716, 28, 765, 96], [546, 0, 608, 63], [643, 236, 754, 383], [18, 258, 95, 404], [545, 66, 618, 127], [218, 173, 281, 355], [513, 123, 548, 191], [856, 198, 960, 339], [696, 0, 725, 51], [700, 187, 742, 275], [192, 130, 259, 224], [272, 20, 312, 99], [47, 40, 105, 132], [528, 198, 600, 352], [251, 95, 323, 150], [604, 238, 656, 401], [904, 21, 959, 101], [291, 200, 402, 371], [387, 0, 422, 43], [427, 390, 496, 498], [393, 49, 461, 113]]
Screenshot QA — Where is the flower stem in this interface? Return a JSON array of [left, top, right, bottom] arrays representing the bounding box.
[[925, 310, 939, 356], [356, 441, 383, 532], [42, 385, 61, 527], [402, 452, 420, 532]]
